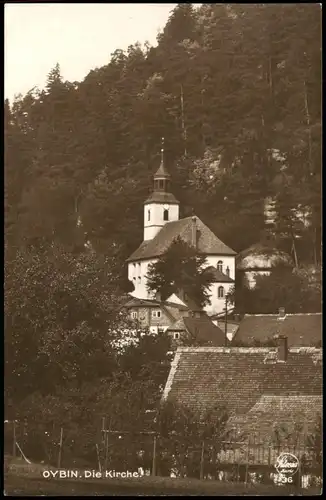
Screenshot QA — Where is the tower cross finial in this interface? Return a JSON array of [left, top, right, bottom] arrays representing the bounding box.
[[160, 137, 164, 165]]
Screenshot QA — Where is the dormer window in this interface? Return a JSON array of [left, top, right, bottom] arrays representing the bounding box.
[[163, 209, 169, 221], [217, 261, 223, 272]]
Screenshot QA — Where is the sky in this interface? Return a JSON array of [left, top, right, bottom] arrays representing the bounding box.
[[4, 3, 177, 102]]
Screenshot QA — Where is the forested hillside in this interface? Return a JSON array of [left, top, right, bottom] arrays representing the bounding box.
[[6, 3, 321, 266], [4, 4, 322, 463]]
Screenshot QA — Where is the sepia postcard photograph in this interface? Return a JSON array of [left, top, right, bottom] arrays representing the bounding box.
[[4, 2, 322, 496]]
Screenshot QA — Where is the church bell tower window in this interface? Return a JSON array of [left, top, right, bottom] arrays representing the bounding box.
[[163, 209, 169, 221]]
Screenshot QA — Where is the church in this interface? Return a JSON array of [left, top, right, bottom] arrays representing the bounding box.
[[126, 142, 236, 316]]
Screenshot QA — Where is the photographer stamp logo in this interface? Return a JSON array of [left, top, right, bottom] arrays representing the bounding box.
[[275, 452, 299, 484]]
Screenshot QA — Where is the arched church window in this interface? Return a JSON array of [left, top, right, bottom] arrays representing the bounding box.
[[163, 209, 169, 221], [159, 180, 164, 189], [218, 286, 224, 298], [217, 261, 223, 272], [148, 210, 151, 221]]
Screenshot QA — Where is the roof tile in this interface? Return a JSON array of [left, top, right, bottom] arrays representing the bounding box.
[[162, 347, 322, 420], [127, 216, 236, 262], [234, 313, 322, 347]]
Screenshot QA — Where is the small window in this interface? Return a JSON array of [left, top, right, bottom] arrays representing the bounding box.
[[131, 311, 137, 319], [159, 179, 164, 189], [138, 276, 141, 283], [218, 286, 224, 298], [163, 209, 169, 221], [226, 266, 230, 276], [148, 210, 151, 221], [217, 261, 223, 272], [174, 332, 180, 340], [152, 310, 161, 318]]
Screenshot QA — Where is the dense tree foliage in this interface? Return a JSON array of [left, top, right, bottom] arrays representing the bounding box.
[[230, 265, 322, 314], [5, 3, 321, 467], [146, 237, 214, 307]]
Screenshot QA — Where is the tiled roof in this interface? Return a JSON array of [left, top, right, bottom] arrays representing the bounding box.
[[233, 313, 322, 347], [228, 395, 322, 440], [123, 296, 188, 311], [204, 266, 234, 283], [223, 395, 322, 464], [162, 347, 322, 419], [167, 316, 225, 346], [127, 216, 236, 262]]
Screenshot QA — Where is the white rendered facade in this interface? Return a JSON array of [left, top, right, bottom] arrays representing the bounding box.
[[143, 203, 179, 241]]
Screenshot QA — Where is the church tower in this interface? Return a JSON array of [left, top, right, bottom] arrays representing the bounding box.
[[143, 138, 179, 241]]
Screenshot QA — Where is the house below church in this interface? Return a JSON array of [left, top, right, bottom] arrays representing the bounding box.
[[123, 290, 226, 348], [126, 142, 236, 316]]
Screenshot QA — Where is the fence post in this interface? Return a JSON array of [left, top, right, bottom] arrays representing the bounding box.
[[57, 427, 63, 469], [152, 435, 157, 477], [244, 437, 250, 486], [200, 440, 205, 480], [101, 417, 105, 444], [104, 432, 109, 471], [96, 443, 102, 473], [13, 420, 17, 458]]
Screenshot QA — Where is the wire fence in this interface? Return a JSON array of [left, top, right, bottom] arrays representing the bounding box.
[[4, 420, 322, 489]]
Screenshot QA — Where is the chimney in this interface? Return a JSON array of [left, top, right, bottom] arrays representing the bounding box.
[[191, 216, 197, 249], [155, 290, 161, 302], [177, 288, 185, 303], [278, 307, 286, 319], [277, 335, 288, 362]]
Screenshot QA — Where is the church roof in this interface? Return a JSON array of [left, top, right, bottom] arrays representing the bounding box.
[[154, 162, 171, 179], [144, 191, 179, 205], [127, 216, 236, 262]]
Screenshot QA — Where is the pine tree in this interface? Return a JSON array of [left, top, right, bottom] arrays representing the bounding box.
[[146, 237, 214, 307]]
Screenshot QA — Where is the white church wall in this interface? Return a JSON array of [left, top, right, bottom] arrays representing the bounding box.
[[128, 259, 158, 299], [204, 255, 236, 280], [144, 203, 179, 241], [205, 282, 234, 316]]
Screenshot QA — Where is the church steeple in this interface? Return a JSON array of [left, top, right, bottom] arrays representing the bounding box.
[[143, 138, 180, 241], [153, 138, 171, 193]]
